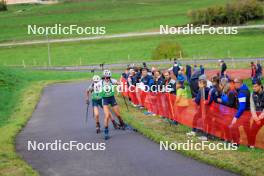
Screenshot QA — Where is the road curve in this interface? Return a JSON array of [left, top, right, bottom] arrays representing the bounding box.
[[16, 81, 238, 176]]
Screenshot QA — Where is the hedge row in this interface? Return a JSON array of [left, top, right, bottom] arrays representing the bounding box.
[[188, 0, 263, 25], [0, 0, 7, 11]]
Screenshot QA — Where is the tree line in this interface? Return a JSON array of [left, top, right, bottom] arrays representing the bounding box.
[[188, 0, 264, 25]]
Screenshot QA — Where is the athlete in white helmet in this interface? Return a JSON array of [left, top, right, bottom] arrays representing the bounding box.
[[101, 70, 126, 140], [86, 75, 118, 134]]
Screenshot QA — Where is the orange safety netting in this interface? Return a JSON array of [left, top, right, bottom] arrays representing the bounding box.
[[120, 78, 264, 149]]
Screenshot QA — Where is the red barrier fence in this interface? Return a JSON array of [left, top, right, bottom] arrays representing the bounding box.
[[121, 78, 264, 149]]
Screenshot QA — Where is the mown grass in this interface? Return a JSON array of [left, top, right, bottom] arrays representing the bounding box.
[[0, 28, 263, 66], [116, 79, 263, 176], [0, 0, 230, 42], [0, 67, 95, 175]]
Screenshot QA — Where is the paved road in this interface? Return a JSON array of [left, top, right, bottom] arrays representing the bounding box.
[[16, 82, 238, 176], [1, 24, 264, 47]]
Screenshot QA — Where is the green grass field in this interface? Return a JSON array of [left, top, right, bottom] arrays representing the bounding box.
[[0, 28, 263, 66], [0, 0, 264, 175], [0, 0, 230, 42]]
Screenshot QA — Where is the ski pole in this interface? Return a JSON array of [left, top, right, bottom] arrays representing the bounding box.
[[85, 101, 89, 126], [122, 95, 129, 111]]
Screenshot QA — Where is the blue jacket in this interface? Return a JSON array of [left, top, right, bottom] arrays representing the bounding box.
[[235, 84, 250, 118], [173, 65, 180, 77], [195, 87, 210, 105], [141, 75, 154, 88], [207, 85, 221, 105]]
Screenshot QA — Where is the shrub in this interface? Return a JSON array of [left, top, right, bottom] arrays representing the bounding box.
[[188, 0, 263, 25], [0, 0, 7, 11], [152, 41, 183, 60]]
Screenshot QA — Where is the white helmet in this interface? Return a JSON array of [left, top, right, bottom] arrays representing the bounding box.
[[92, 75, 101, 82], [103, 70, 111, 77]]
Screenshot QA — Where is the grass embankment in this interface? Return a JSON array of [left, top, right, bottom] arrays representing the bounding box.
[[0, 67, 93, 176], [0, 28, 263, 66], [116, 79, 264, 176], [0, 0, 229, 42]]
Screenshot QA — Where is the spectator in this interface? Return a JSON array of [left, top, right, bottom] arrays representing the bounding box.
[[205, 76, 221, 105], [219, 60, 227, 76], [251, 62, 257, 81], [248, 79, 264, 147], [194, 75, 210, 105], [122, 68, 130, 79], [217, 79, 237, 108], [173, 80, 188, 124], [256, 60, 262, 81], [177, 70, 186, 83], [153, 70, 164, 92], [186, 64, 192, 84], [172, 63, 180, 78], [200, 65, 205, 75], [140, 68, 154, 89], [230, 78, 250, 126], [189, 67, 201, 98], [127, 68, 138, 86], [186, 75, 210, 138], [162, 70, 176, 94]]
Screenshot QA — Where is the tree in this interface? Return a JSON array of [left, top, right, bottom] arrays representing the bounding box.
[[152, 41, 183, 61], [0, 0, 7, 11]]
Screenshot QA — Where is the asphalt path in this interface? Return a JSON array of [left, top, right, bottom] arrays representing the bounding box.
[[16, 81, 238, 176]]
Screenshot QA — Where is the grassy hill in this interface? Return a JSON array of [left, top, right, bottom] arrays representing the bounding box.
[[0, 0, 230, 42], [0, 28, 263, 66]]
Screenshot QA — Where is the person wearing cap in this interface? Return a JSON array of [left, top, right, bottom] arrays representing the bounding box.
[[228, 78, 251, 145], [219, 60, 227, 77], [174, 80, 188, 124], [189, 67, 201, 98], [230, 78, 250, 127], [186, 75, 210, 138], [247, 79, 264, 147], [127, 68, 138, 87]]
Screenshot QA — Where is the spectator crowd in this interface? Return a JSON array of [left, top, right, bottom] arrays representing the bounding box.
[[121, 59, 264, 148]]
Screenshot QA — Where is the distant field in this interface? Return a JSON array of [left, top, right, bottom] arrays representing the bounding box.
[[0, 28, 263, 66], [0, 0, 230, 42]]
